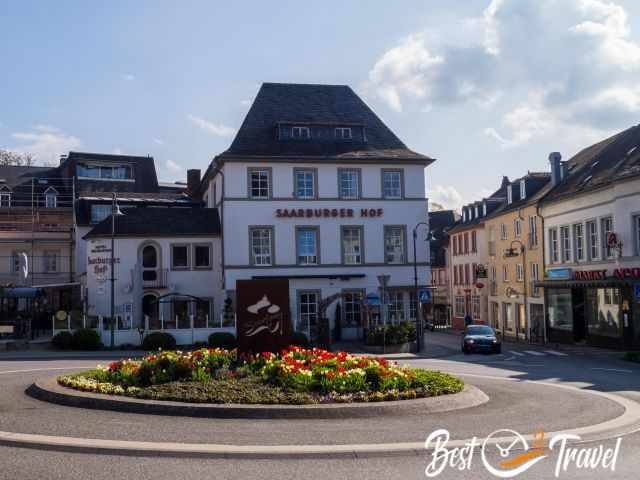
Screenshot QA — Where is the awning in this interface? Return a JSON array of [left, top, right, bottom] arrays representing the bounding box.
[[534, 279, 634, 289], [251, 274, 366, 280]]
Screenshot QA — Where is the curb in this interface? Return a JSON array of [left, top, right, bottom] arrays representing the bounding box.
[[4, 375, 640, 458], [26, 377, 488, 420]]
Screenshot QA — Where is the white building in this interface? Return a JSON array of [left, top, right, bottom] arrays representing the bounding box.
[[201, 83, 435, 342], [539, 129, 640, 350]]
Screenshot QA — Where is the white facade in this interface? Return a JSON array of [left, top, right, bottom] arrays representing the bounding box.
[[204, 161, 431, 340], [85, 235, 225, 346]]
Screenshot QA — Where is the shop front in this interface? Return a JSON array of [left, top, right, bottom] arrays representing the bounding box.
[[539, 268, 640, 349]]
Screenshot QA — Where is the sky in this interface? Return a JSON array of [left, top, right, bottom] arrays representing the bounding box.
[[2, 0, 640, 210]]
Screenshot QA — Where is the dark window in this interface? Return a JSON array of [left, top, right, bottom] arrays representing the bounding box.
[[194, 245, 211, 268], [172, 245, 189, 269]]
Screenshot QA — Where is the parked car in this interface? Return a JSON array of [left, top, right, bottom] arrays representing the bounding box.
[[461, 325, 501, 354]]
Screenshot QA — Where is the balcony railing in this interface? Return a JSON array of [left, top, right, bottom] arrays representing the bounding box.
[[142, 268, 169, 289]]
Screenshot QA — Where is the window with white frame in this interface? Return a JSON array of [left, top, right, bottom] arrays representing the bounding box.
[[500, 223, 508, 240], [296, 227, 319, 265], [384, 226, 406, 264], [250, 227, 273, 266], [507, 184, 513, 204], [44, 188, 57, 208], [298, 291, 319, 335], [409, 292, 417, 321], [503, 303, 514, 331], [248, 168, 271, 199], [454, 296, 465, 317], [387, 291, 405, 323], [560, 226, 571, 263], [549, 228, 559, 263], [382, 169, 403, 199], [335, 127, 352, 139], [77, 164, 133, 180], [601, 216, 614, 258], [294, 169, 316, 199], [0, 187, 12, 208], [573, 223, 584, 262], [587, 220, 599, 260], [292, 126, 310, 139], [520, 179, 526, 200], [529, 216, 538, 247], [338, 169, 360, 199], [341, 226, 363, 265], [472, 296, 481, 319], [171, 244, 190, 269], [342, 291, 363, 327], [516, 263, 524, 282], [193, 244, 211, 269], [531, 262, 540, 296], [514, 218, 521, 238], [502, 265, 509, 282], [43, 250, 58, 273]]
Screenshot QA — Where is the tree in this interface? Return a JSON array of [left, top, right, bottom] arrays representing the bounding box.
[[0, 149, 36, 166]]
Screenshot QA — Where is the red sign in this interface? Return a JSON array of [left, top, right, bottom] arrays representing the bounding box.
[[573, 270, 607, 281], [275, 208, 383, 218], [613, 268, 640, 279]]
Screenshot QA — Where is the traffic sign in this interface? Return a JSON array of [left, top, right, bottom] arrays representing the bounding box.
[[635, 284, 640, 300], [364, 293, 381, 306], [418, 288, 432, 303]]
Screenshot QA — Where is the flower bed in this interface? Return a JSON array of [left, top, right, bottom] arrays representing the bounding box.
[[57, 346, 464, 405]]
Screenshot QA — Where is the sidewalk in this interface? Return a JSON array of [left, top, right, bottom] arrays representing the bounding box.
[[0, 349, 148, 361]]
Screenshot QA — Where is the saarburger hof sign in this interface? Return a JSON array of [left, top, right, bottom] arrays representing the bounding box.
[[236, 278, 293, 355]]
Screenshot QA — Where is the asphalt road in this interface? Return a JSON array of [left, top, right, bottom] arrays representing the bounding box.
[[1, 333, 639, 480]]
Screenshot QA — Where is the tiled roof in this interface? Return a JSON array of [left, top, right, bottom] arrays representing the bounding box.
[[218, 83, 434, 162], [542, 125, 640, 203], [84, 207, 220, 238]]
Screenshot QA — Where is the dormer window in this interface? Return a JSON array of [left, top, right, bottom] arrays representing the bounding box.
[[483, 201, 487, 216], [77, 163, 133, 180], [507, 185, 513, 204], [44, 187, 58, 208], [520, 179, 526, 200], [335, 127, 352, 139], [474, 205, 479, 218], [0, 186, 11, 208], [292, 126, 310, 139], [462, 208, 467, 222]]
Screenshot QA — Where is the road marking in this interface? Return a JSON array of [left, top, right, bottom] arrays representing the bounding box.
[[544, 350, 568, 356], [523, 350, 545, 356], [509, 351, 525, 357], [591, 368, 633, 374], [0, 366, 94, 375]]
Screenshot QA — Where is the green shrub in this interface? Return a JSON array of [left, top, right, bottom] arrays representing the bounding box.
[[208, 332, 237, 350], [290, 331, 310, 348], [624, 351, 640, 363], [72, 328, 103, 350], [51, 331, 74, 350], [142, 332, 176, 351], [367, 322, 416, 346]]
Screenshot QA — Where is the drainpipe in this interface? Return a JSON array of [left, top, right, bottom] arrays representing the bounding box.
[[537, 204, 547, 345]]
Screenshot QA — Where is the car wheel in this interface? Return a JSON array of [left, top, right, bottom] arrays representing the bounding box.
[[463, 347, 470, 355], [494, 346, 502, 354]]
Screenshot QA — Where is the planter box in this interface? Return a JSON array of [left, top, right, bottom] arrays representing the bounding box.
[[361, 341, 416, 354]]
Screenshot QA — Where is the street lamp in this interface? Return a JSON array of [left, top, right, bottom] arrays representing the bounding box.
[[377, 274, 390, 354], [504, 239, 527, 341], [110, 193, 124, 349], [413, 223, 436, 352]]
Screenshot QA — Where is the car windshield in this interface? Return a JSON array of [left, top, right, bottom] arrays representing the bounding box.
[[466, 326, 494, 335]]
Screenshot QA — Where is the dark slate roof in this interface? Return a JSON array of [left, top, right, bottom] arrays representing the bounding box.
[[542, 125, 640, 203], [84, 207, 221, 238], [61, 151, 160, 193], [448, 179, 509, 233], [218, 82, 434, 162], [487, 172, 551, 217], [0, 165, 74, 208]]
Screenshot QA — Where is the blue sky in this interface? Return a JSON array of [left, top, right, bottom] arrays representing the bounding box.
[[2, 0, 640, 209]]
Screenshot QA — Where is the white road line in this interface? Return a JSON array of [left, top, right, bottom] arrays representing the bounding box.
[[591, 368, 633, 374], [0, 366, 94, 375], [523, 350, 546, 356], [544, 350, 568, 356], [509, 351, 525, 357]]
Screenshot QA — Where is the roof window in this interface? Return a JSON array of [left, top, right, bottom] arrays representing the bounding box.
[[292, 126, 310, 139]]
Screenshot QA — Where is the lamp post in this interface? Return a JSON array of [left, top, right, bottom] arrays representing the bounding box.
[[376, 274, 390, 354], [412, 222, 435, 353], [504, 239, 527, 341], [109, 193, 124, 349]]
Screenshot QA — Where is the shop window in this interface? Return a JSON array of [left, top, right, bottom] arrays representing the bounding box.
[[298, 291, 319, 336], [472, 296, 481, 319], [586, 288, 622, 338], [502, 303, 514, 331], [454, 296, 465, 317], [388, 291, 405, 323], [490, 302, 500, 330], [547, 289, 573, 331], [409, 292, 417, 321], [342, 290, 363, 327]]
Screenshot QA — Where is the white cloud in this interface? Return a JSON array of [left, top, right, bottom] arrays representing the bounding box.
[[367, 33, 445, 112], [121, 73, 136, 81], [33, 124, 62, 133], [240, 98, 252, 106], [429, 185, 464, 210], [479, 0, 506, 55], [570, 0, 640, 70], [187, 114, 237, 137], [112, 147, 123, 155], [153, 138, 165, 145], [165, 159, 181, 173], [9, 128, 80, 164]]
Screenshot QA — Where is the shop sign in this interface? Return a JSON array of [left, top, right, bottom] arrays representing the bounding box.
[[546, 268, 572, 280], [573, 270, 607, 281], [613, 268, 640, 280], [364, 293, 381, 306], [275, 208, 384, 219]]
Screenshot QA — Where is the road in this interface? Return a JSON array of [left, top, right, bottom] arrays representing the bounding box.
[[0, 333, 639, 480]]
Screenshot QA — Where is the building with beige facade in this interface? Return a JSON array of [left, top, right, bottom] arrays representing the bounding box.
[[485, 172, 550, 341]]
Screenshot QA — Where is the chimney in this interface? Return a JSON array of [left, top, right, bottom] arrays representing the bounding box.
[[549, 152, 562, 185], [59, 154, 67, 166], [187, 169, 201, 198], [501, 176, 510, 188]]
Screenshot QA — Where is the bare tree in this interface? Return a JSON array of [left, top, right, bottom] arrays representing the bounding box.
[[0, 149, 36, 167]]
